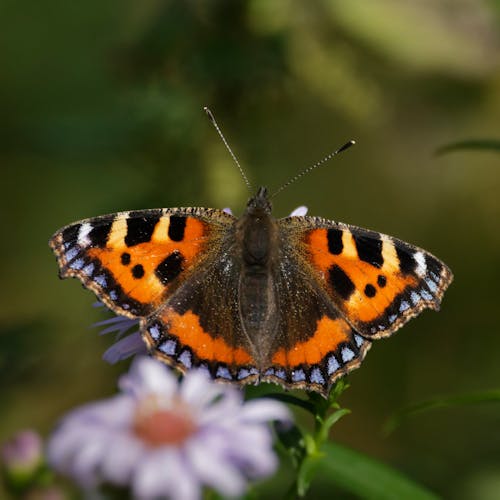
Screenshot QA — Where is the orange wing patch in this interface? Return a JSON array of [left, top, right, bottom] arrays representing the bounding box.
[[307, 228, 416, 323], [87, 215, 208, 306], [145, 308, 254, 368], [167, 309, 253, 365], [262, 314, 371, 396], [50, 210, 217, 318], [302, 225, 452, 339], [272, 316, 351, 366]]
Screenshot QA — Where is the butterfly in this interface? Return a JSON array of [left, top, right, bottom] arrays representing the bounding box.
[[49, 183, 452, 396]]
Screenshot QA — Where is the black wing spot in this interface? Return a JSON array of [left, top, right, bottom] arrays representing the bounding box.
[[125, 211, 161, 247], [364, 284, 376, 297], [132, 264, 145, 279], [121, 252, 131, 266], [329, 265, 355, 301], [396, 244, 417, 274], [426, 253, 443, 279], [168, 216, 187, 242], [88, 217, 114, 247], [377, 274, 387, 287], [327, 228, 343, 255], [62, 224, 81, 245], [353, 232, 383, 268], [155, 251, 184, 284]]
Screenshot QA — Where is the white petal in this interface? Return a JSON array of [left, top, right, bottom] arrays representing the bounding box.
[[290, 205, 308, 216], [180, 370, 238, 411], [199, 420, 278, 478], [47, 397, 134, 473], [179, 370, 213, 405], [94, 314, 134, 328], [103, 332, 147, 364], [197, 389, 244, 425], [47, 425, 85, 471], [238, 399, 291, 424], [185, 438, 246, 497], [119, 357, 177, 399], [94, 315, 139, 335], [164, 452, 200, 500], [100, 434, 145, 486], [190, 425, 277, 481], [70, 436, 108, 487], [133, 450, 174, 499], [63, 395, 135, 428], [134, 449, 200, 500], [223, 426, 278, 476]]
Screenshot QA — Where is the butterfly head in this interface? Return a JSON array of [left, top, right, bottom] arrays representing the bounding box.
[[246, 187, 272, 216]]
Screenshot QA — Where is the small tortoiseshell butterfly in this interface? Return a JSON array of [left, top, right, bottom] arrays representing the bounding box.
[[50, 113, 452, 396]]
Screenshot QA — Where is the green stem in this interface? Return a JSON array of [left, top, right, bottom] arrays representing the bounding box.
[[291, 381, 351, 497]]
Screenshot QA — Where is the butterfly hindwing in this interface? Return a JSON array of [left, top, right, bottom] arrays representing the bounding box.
[[260, 251, 372, 394], [49, 208, 234, 318], [142, 251, 261, 386], [280, 216, 453, 339]]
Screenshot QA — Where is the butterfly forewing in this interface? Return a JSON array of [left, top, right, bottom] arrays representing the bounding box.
[[49, 208, 234, 318], [280, 216, 453, 340]]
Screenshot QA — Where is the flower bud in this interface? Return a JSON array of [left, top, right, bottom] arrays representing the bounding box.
[[1, 430, 43, 489]]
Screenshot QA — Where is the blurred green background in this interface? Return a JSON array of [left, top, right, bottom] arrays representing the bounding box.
[[2, 0, 500, 498]]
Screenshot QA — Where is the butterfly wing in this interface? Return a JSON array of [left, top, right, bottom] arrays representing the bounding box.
[[142, 248, 261, 386], [49, 208, 234, 318], [280, 216, 453, 339], [255, 216, 452, 395], [260, 248, 372, 395], [51, 207, 261, 385]]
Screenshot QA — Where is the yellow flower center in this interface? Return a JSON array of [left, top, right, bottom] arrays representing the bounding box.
[[133, 395, 197, 447]]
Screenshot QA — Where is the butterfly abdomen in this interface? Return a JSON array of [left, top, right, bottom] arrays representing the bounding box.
[[236, 202, 279, 363]]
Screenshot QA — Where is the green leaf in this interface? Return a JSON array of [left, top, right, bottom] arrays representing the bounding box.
[[317, 408, 351, 445], [435, 139, 500, 156], [317, 442, 439, 500], [385, 389, 500, 434], [329, 379, 350, 403], [297, 454, 324, 497]]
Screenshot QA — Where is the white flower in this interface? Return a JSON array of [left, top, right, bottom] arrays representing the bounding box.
[[48, 357, 291, 500]]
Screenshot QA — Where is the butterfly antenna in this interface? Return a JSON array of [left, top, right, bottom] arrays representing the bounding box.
[[204, 107, 252, 192], [271, 140, 356, 198]]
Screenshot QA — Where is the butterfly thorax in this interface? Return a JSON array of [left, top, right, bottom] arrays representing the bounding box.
[[239, 187, 274, 267], [236, 187, 279, 364]]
